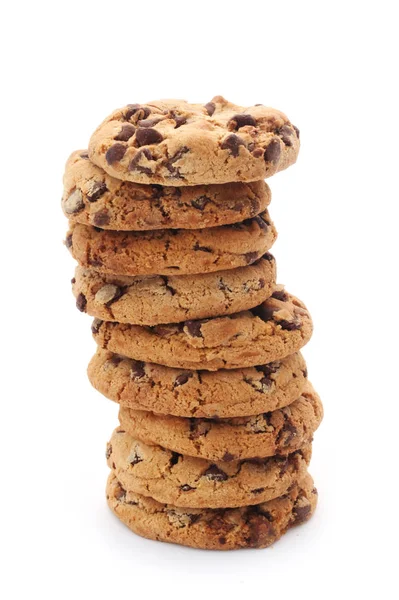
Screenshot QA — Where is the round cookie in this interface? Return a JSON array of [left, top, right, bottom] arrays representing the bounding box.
[[106, 472, 317, 550], [91, 289, 313, 370], [63, 151, 271, 230], [107, 427, 312, 508], [89, 96, 300, 186], [66, 211, 277, 277], [72, 254, 276, 325], [88, 349, 308, 418], [118, 383, 323, 461]]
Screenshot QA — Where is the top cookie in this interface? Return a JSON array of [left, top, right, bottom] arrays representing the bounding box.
[[88, 96, 300, 186]]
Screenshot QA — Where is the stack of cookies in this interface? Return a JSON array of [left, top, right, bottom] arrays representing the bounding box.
[[63, 96, 323, 550]]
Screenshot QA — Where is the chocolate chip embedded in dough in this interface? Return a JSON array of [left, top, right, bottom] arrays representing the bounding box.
[[264, 139, 281, 164], [76, 293, 87, 312], [87, 181, 108, 202], [220, 134, 245, 157], [202, 465, 228, 482], [204, 102, 216, 116], [135, 128, 163, 147], [64, 189, 84, 214], [228, 113, 257, 130], [105, 143, 127, 165]]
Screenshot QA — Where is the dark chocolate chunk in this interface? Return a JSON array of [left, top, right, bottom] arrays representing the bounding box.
[[138, 117, 164, 128], [105, 143, 127, 165], [174, 372, 194, 387], [244, 251, 259, 264], [191, 196, 210, 210], [203, 465, 228, 482], [135, 128, 163, 146], [105, 444, 112, 459], [293, 502, 311, 523], [251, 303, 275, 322], [128, 148, 154, 174], [124, 104, 150, 121], [130, 360, 146, 380], [184, 320, 203, 338], [180, 484, 195, 492], [264, 139, 281, 164], [115, 124, 136, 142], [193, 242, 212, 253], [76, 293, 87, 312], [222, 452, 235, 462], [204, 102, 216, 116], [87, 181, 108, 202], [272, 289, 289, 302], [229, 113, 257, 129], [91, 318, 103, 334], [220, 133, 245, 157], [93, 209, 110, 227]]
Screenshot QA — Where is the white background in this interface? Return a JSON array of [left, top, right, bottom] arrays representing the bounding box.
[[1, 1, 398, 598]]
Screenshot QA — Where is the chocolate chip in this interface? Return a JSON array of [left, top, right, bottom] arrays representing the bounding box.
[[218, 278, 232, 292], [222, 452, 235, 462], [191, 196, 210, 210], [174, 372, 193, 387], [169, 452, 180, 467], [278, 420, 298, 446], [114, 124, 136, 142], [184, 320, 203, 338], [71, 277, 76, 285], [251, 487, 266, 494], [109, 354, 123, 366], [251, 303, 275, 321], [193, 242, 212, 253], [252, 147, 264, 158], [246, 514, 275, 547], [125, 104, 150, 121], [128, 148, 154, 174], [114, 483, 126, 501], [279, 320, 301, 331], [244, 251, 259, 264], [189, 419, 211, 439], [160, 276, 176, 296], [138, 117, 164, 128], [258, 278, 266, 289], [293, 125, 300, 138], [128, 448, 143, 466], [80, 152, 89, 159], [93, 209, 110, 227], [165, 146, 190, 177], [293, 503, 311, 523], [272, 289, 289, 302], [218, 536, 227, 545], [135, 127, 163, 146], [130, 360, 146, 380], [255, 362, 280, 378], [276, 125, 294, 146], [264, 139, 281, 164], [87, 181, 108, 203], [262, 252, 274, 262], [229, 113, 257, 130], [95, 284, 125, 306], [76, 293, 87, 312], [204, 102, 216, 116], [220, 134, 245, 157], [64, 189, 84, 214], [203, 465, 228, 482], [254, 215, 268, 230], [105, 143, 127, 165], [170, 112, 187, 128], [91, 318, 103, 334], [302, 368, 308, 378], [180, 484, 195, 492], [105, 444, 112, 459]]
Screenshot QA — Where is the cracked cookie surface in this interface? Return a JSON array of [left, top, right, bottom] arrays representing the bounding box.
[[118, 382, 323, 461], [73, 253, 276, 325], [89, 96, 300, 186], [66, 211, 277, 277], [106, 471, 317, 550], [106, 427, 311, 508], [91, 289, 312, 370], [88, 349, 308, 418], [63, 151, 271, 230]]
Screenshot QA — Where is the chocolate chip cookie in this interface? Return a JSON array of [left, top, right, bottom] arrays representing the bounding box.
[[89, 96, 300, 186], [63, 151, 271, 230], [118, 383, 323, 461], [66, 211, 277, 277], [88, 349, 308, 418], [107, 427, 311, 508], [106, 471, 317, 550], [91, 289, 312, 370], [73, 253, 276, 325]]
